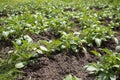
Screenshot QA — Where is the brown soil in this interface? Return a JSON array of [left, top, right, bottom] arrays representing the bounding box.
[[0, 13, 8, 18], [63, 8, 77, 12], [29, 31, 61, 42], [30, 33, 51, 42], [89, 6, 103, 11], [89, 5, 109, 11], [0, 40, 13, 59], [70, 18, 82, 32], [113, 26, 120, 32], [99, 17, 112, 26], [18, 52, 98, 80]]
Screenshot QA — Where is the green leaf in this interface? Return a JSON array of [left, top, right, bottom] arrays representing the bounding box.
[[110, 74, 116, 80], [15, 62, 25, 69], [113, 65, 119, 68], [71, 45, 78, 52], [61, 45, 66, 49], [85, 65, 98, 72], [91, 50, 101, 57], [95, 38, 102, 47], [73, 76, 81, 80], [40, 45, 48, 51], [64, 74, 81, 80], [64, 74, 73, 80], [15, 39, 22, 45], [82, 47, 88, 54], [36, 49, 43, 54], [98, 73, 106, 80], [102, 48, 112, 55], [23, 35, 33, 43], [114, 38, 119, 44], [2, 31, 9, 37], [115, 46, 120, 52]]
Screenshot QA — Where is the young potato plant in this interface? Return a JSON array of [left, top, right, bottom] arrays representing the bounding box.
[[0, 35, 35, 80], [0, 16, 25, 40], [60, 31, 81, 53], [12, 35, 38, 62], [37, 31, 81, 54], [85, 48, 120, 80], [37, 39, 62, 55], [48, 17, 71, 36], [80, 25, 114, 47], [0, 12, 48, 40], [0, 35, 48, 80], [0, 58, 19, 80], [22, 12, 48, 34]]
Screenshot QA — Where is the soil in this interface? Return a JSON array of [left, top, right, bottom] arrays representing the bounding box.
[[89, 6, 103, 11], [63, 8, 77, 12], [29, 31, 61, 42], [72, 18, 82, 31], [113, 26, 120, 32], [0, 13, 8, 18], [29, 33, 52, 42], [89, 5, 109, 11], [99, 17, 112, 26], [18, 52, 98, 80], [0, 40, 13, 59]]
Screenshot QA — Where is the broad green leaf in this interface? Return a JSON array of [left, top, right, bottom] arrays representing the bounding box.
[[2, 31, 9, 37], [82, 47, 88, 54], [73, 76, 81, 80], [64, 74, 81, 80], [36, 49, 43, 54], [102, 48, 112, 55], [98, 73, 106, 80], [91, 50, 101, 57], [114, 38, 119, 44], [16, 39, 22, 45], [15, 62, 24, 69], [64, 74, 72, 80], [40, 46, 48, 51], [24, 35, 33, 43], [113, 65, 119, 68], [61, 45, 66, 49], [95, 38, 102, 47], [110, 74, 116, 80], [86, 65, 98, 72], [115, 46, 120, 52]]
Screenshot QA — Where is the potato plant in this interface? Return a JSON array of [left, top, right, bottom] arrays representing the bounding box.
[[85, 49, 120, 80]]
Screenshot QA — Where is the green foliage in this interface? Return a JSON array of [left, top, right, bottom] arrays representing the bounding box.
[[64, 74, 81, 80], [80, 25, 114, 47], [60, 31, 81, 52], [85, 49, 120, 80]]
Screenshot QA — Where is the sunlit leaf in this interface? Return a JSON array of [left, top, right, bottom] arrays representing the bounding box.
[[40, 46, 48, 51], [91, 50, 101, 57], [15, 62, 24, 69], [114, 38, 119, 44], [95, 38, 102, 47]]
